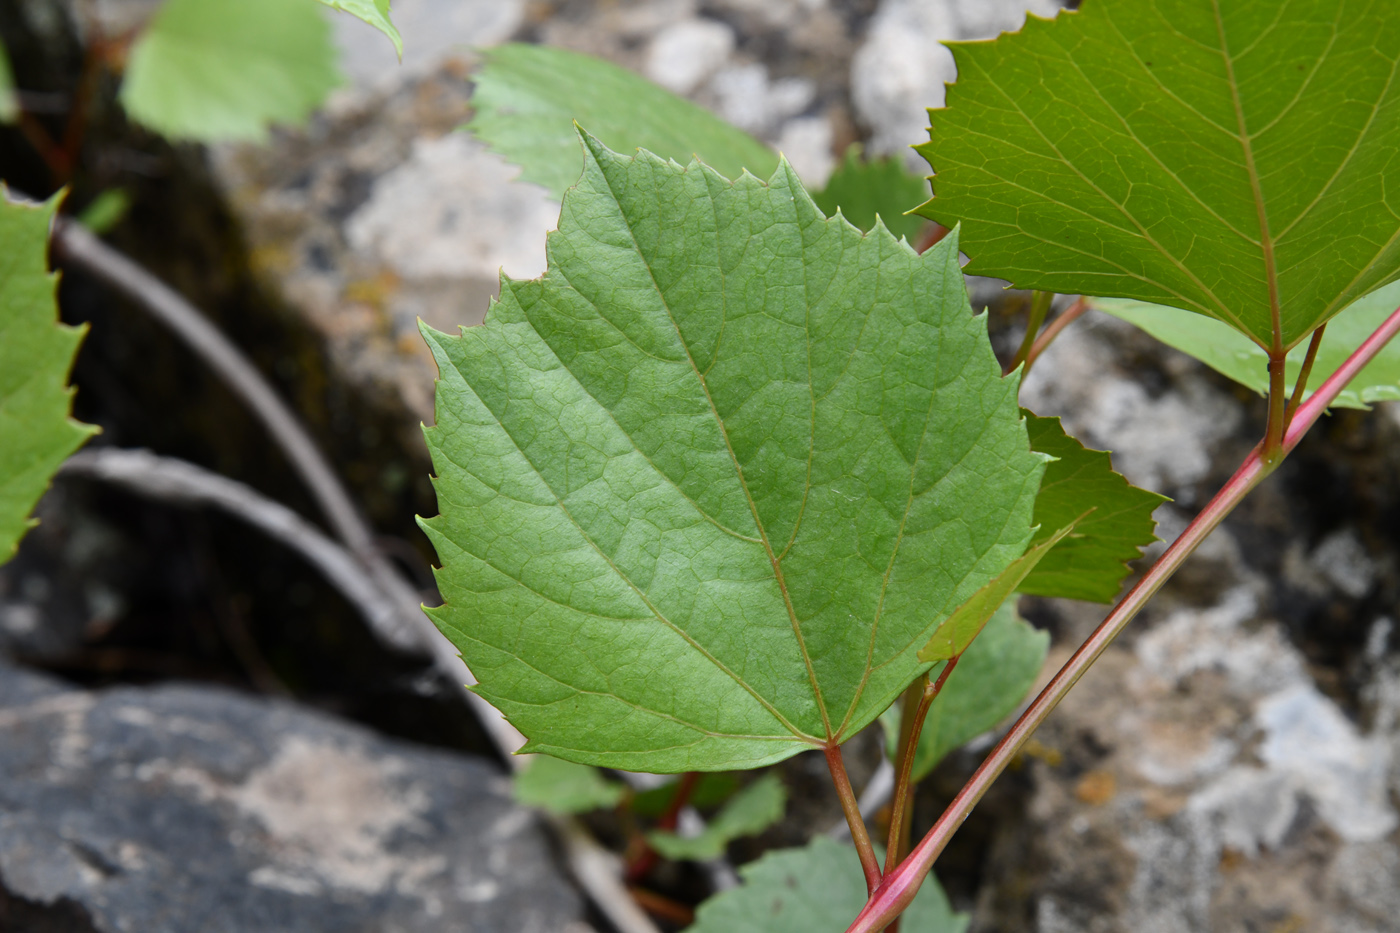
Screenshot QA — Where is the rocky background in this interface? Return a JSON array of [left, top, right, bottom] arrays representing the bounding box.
[[1, 0, 1399, 931]]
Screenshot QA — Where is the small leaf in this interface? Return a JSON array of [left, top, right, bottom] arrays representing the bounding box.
[[685, 835, 968, 933], [1, 191, 97, 564], [120, 0, 341, 142], [0, 41, 17, 124], [632, 773, 742, 818], [811, 146, 929, 241], [512, 754, 625, 814], [421, 133, 1045, 772], [76, 190, 132, 235], [882, 598, 1048, 782], [920, 522, 1075, 663], [648, 773, 785, 861], [1092, 281, 1400, 411], [465, 43, 779, 199], [916, 0, 1400, 350], [318, 0, 401, 57], [1021, 413, 1167, 603]]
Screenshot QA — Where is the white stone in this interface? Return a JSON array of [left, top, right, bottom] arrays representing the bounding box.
[[1310, 528, 1378, 598], [710, 63, 816, 137], [644, 18, 737, 95], [333, 0, 525, 94], [774, 115, 835, 188]]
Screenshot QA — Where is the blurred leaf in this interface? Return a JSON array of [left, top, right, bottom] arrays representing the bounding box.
[[319, 0, 401, 56], [1021, 413, 1166, 603], [631, 774, 741, 818], [512, 754, 625, 814], [121, 0, 340, 142], [0, 41, 16, 124], [916, 0, 1400, 350], [0, 191, 97, 564], [648, 773, 785, 861], [882, 599, 1047, 782], [1092, 280, 1400, 411], [811, 146, 928, 241], [420, 134, 1043, 772], [466, 43, 778, 199], [76, 189, 132, 235], [686, 835, 968, 933]]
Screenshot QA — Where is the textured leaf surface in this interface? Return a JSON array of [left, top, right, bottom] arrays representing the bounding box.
[[882, 599, 1048, 782], [1093, 280, 1400, 410], [121, 0, 340, 142], [686, 836, 968, 933], [812, 146, 929, 241], [422, 135, 1044, 772], [916, 0, 1400, 350], [1021, 413, 1166, 602], [648, 773, 785, 861], [512, 755, 625, 814], [466, 43, 778, 200], [0, 194, 96, 564], [318, 0, 401, 55]]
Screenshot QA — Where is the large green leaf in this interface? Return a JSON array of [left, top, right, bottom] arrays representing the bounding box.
[[421, 134, 1045, 772], [1, 194, 96, 564], [318, 0, 401, 56], [812, 146, 930, 242], [882, 599, 1048, 783], [465, 43, 779, 200], [648, 773, 785, 861], [1093, 280, 1400, 410], [120, 0, 341, 142], [916, 0, 1400, 351], [1021, 413, 1167, 602], [685, 836, 968, 933]]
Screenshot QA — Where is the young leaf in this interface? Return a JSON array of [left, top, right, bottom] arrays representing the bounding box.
[[916, 0, 1400, 350], [318, 0, 401, 57], [919, 523, 1075, 663], [686, 836, 968, 933], [811, 146, 929, 242], [648, 773, 785, 861], [465, 43, 779, 200], [120, 0, 341, 142], [512, 754, 625, 814], [1, 193, 96, 564], [0, 41, 17, 124], [881, 599, 1048, 782], [420, 133, 1045, 773], [1021, 413, 1167, 603], [1092, 280, 1400, 410]]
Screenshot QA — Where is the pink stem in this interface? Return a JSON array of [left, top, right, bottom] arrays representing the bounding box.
[[845, 304, 1400, 933]]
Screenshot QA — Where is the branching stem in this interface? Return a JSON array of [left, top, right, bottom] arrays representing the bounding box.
[[1286, 324, 1327, 425], [844, 304, 1400, 933], [883, 657, 960, 875], [1006, 291, 1054, 376], [1262, 352, 1288, 462], [826, 742, 882, 894]]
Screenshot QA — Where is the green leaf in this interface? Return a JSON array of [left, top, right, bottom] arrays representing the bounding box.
[[120, 0, 341, 142], [916, 0, 1400, 350], [648, 773, 785, 861], [1021, 413, 1167, 603], [686, 836, 968, 933], [420, 133, 1045, 772], [465, 43, 779, 200], [919, 522, 1075, 663], [0, 41, 17, 124], [318, 0, 401, 57], [811, 146, 930, 242], [0, 192, 96, 564], [632, 773, 742, 818], [1092, 280, 1400, 411], [76, 190, 132, 235], [882, 599, 1048, 782], [512, 754, 625, 814]]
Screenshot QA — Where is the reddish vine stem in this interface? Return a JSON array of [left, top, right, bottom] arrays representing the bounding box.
[[1262, 352, 1288, 462], [883, 656, 961, 875], [625, 771, 701, 882], [1023, 297, 1088, 375], [1286, 324, 1327, 424], [844, 304, 1400, 933], [826, 742, 882, 894]]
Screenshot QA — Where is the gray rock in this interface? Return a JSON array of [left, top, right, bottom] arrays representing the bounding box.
[[643, 18, 736, 95], [0, 661, 588, 933]]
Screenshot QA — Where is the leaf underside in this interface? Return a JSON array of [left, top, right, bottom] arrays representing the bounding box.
[[882, 598, 1048, 783], [466, 43, 780, 201], [318, 0, 401, 56], [421, 134, 1044, 773], [0, 193, 96, 564], [120, 0, 341, 142], [1093, 280, 1400, 410], [917, 0, 1400, 350], [685, 836, 968, 933], [1021, 413, 1167, 602]]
